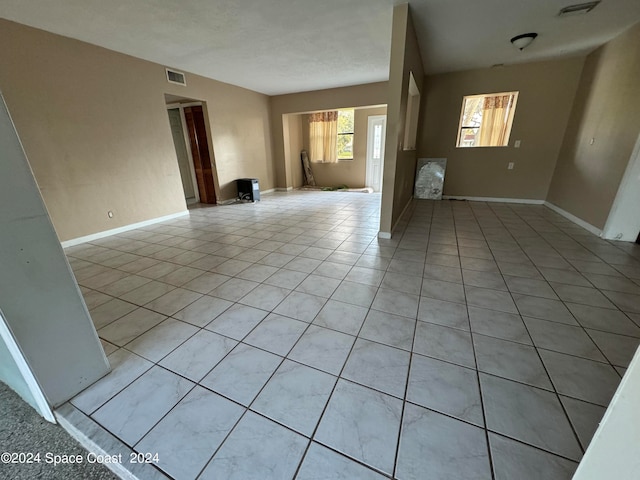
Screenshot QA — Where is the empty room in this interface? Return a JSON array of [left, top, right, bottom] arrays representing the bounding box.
[[1, 1, 640, 479]]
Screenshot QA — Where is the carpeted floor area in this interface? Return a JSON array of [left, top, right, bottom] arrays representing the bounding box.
[[0, 382, 118, 480]]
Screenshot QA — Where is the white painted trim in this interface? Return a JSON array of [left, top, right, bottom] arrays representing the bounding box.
[[167, 105, 200, 203], [544, 202, 602, 236], [217, 198, 237, 205], [275, 187, 294, 192], [0, 310, 55, 423], [365, 115, 387, 192], [55, 407, 139, 480], [175, 101, 202, 108], [178, 107, 200, 203], [165, 68, 186, 87], [165, 101, 203, 109], [382, 196, 414, 239], [60, 211, 189, 248], [442, 195, 545, 205], [397, 196, 414, 223], [261, 188, 275, 194]]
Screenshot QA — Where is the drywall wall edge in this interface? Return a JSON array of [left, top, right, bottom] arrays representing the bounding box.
[[572, 346, 640, 479], [601, 131, 640, 241], [0, 310, 55, 422]]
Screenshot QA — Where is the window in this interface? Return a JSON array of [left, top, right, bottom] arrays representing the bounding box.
[[337, 109, 354, 160], [457, 91, 518, 147], [308, 109, 354, 163]]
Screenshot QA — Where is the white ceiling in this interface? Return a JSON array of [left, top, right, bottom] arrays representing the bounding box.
[[1, 0, 639, 95], [411, 0, 640, 74]]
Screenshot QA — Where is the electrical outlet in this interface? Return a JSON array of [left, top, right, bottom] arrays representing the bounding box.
[[508, 162, 514, 170], [514, 140, 521, 148], [107, 211, 114, 218], [590, 138, 595, 145]]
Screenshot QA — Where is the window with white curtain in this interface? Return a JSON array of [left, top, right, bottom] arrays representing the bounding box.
[[457, 91, 519, 147], [309, 109, 355, 162]]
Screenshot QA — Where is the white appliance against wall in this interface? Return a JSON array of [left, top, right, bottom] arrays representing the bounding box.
[[366, 115, 387, 192]]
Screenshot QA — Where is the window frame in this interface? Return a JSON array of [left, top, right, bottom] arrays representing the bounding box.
[[456, 91, 519, 148], [337, 109, 355, 161]]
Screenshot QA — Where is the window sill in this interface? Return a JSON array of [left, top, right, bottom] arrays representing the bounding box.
[[455, 145, 510, 149]]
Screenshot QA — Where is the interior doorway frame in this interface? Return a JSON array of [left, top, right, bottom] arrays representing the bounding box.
[[365, 114, 387, 192], [167, 102, 202, 204]]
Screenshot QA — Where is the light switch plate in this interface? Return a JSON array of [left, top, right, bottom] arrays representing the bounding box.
[[508, 162, 514, 170], [514, 140, 521, 148]]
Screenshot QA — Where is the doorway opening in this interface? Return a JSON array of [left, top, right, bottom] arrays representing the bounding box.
[[366, 115, 387, 192], [165, 98, 218, 205]]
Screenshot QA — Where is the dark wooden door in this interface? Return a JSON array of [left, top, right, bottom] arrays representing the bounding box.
[[183, 106, 217, 204]]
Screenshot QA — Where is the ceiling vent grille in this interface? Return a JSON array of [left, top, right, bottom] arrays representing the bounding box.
[[558, 1, 600, 17], [166, 68, 186, 86]]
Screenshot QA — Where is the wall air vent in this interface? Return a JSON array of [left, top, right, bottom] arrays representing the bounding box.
[[558, 1, 600, 17], [166, 68, 186, 86]]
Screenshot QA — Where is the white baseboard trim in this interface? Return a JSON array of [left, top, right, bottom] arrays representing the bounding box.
[[379, 196, 413, 239], [393, 197, 414, 229], [442, 195, 545, 205], [60, 211, 189, 248], [543, 202, 602, 236], [261, 188, 275, 194], [275, 187, 294, 192]]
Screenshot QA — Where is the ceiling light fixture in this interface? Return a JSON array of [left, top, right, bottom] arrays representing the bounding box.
[[559, 1, 600, 17], [510, 33, 538, 50]]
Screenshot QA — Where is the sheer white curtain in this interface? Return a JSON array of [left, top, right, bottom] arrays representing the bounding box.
[[478, 93, 517, 146], [309, 111, 338, 163]]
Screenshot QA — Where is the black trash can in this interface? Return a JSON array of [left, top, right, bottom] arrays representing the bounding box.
[[237, 178, 260, 202]]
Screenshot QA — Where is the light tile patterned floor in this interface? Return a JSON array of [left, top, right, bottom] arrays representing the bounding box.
[[63, 191, 640, 480]]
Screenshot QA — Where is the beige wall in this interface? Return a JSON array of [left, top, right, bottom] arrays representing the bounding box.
[[270, 82, 387, 189], [0, 20, 275, 241], [547, 22, 640, 229], [380, 4, 425, 234], [419, 58, 584, 200], [297, 106, 387, 188]]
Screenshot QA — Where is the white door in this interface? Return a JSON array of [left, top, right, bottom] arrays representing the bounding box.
[[366, 115, 386, 192]]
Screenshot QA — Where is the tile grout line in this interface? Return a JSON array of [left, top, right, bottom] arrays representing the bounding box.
[[501, 203, 631, 378], [65, 193, 638, 478], [391, 199, 428, 480], [482, 202, 590, 456], [451, 201, 497, 480]]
